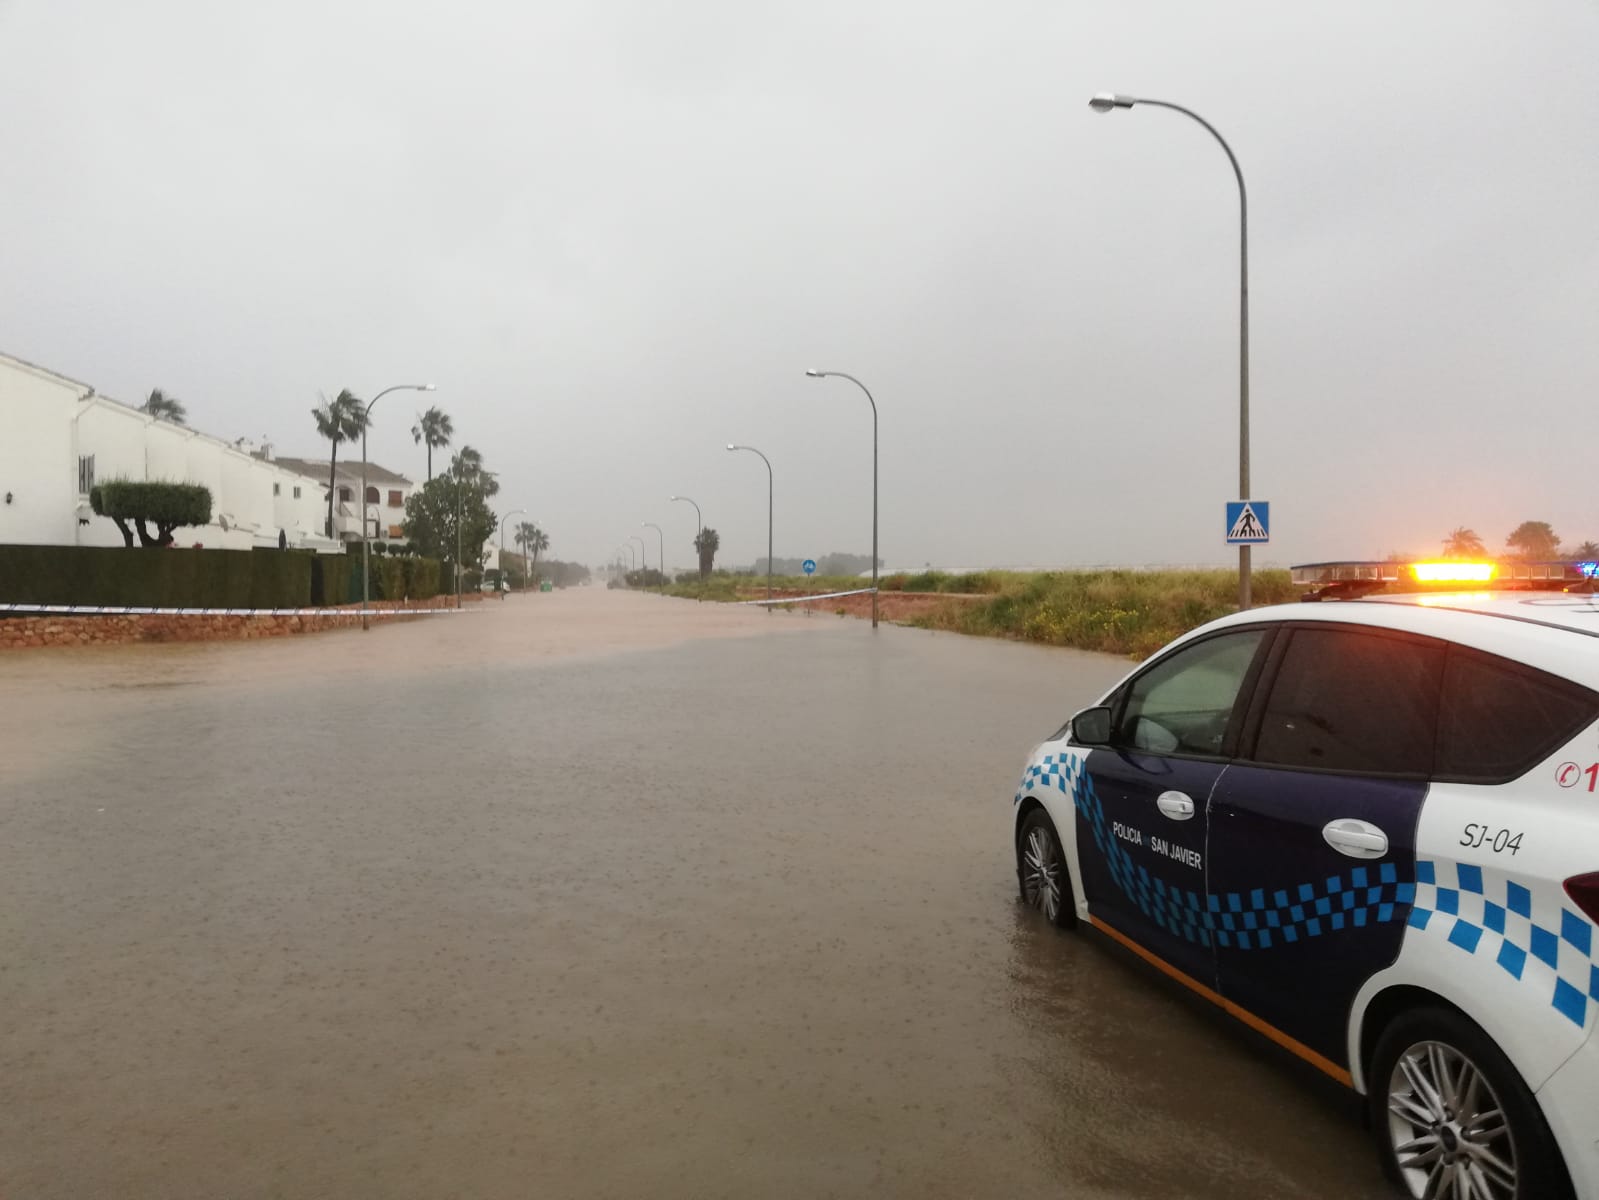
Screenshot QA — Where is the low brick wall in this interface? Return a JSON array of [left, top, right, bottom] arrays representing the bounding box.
[[0, 595, 486, 650]]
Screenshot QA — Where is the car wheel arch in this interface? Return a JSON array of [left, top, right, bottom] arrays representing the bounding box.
[[1354, 984, 1476, 1097]]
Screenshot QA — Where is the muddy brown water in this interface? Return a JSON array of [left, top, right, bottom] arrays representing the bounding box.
[[0, 590, 1391, 1198]]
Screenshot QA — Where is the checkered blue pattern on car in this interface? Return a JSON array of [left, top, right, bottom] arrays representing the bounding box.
[[1016, 753, 1415, 950], [1410, 859, 1599, 1029]]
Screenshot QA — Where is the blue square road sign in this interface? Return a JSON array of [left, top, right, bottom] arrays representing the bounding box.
[[1226, 501, 1269, 545]]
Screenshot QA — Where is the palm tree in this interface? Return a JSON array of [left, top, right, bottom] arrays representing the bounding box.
[[141, 388, 187, 425], [694, 526, 720, 580], [1441, 527, 1486, 558], [525, 524, 550, 581], [514, 521, 538, 583], [453, 444, 500, 497], [311, 389, 368, 538], [1571, 540, 1599, 560], [410, 406, 454, 480]]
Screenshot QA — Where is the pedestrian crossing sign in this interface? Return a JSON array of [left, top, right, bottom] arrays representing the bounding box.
[[1226, 501, 1270, 545]]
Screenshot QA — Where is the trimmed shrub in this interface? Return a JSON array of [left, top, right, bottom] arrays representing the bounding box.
[[89, 481, 213, 547]]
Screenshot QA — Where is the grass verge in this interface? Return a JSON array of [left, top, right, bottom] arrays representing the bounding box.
[[657, 568, 1295, 658], [901, 569, 1295, 657]]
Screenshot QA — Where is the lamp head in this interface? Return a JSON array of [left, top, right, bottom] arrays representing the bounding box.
[[804, 369, 824, 378], [422, 383, 436, 392], [1089, 92, 1135, 113], [726, 443, 737, 451]]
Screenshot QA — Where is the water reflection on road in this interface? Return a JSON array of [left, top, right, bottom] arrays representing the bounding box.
[[0, 591, 1390, 1198]]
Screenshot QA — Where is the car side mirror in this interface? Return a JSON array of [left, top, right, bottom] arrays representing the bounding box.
[[1070, 706, 1113, 746]]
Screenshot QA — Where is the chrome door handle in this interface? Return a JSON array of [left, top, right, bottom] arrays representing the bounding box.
[[1322, 818, 1389, 859], [1156, 791, 1195, 821]]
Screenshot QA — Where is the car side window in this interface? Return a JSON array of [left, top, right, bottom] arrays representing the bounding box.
[[1115, 629, 1265, 758], [1435, 647, 1599, 784], [1250, 627, 1444, 777]]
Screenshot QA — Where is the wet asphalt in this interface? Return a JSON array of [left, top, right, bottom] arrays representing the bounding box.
[[0, 591, 1393, 1198]]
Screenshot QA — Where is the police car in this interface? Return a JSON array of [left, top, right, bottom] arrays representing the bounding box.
[[1011, 560, 1599, 1200]]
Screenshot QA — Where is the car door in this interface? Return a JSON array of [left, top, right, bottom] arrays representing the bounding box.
[[1208, 623, 1445, 1074], [1076, 627, 1271, 988]]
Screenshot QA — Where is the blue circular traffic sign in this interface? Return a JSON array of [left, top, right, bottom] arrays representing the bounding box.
[[802, 559, 817, 576]]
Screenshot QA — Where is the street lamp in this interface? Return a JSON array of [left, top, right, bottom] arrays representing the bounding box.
[[451, 449, 482, 610], [642, 521, 665, 595], [669, 493, 703, 558], [500, 508, 527, 599], [361, 382, 435, 630], [629, 535, 646, 589], [727, 443, 773, 607], [805, 370, 879, 628], [1090, 91, 1253, 610]]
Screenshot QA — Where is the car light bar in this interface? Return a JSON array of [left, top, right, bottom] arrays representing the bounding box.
[[1291, 559, 1596, 592], [1410, 561, 1496, 583]]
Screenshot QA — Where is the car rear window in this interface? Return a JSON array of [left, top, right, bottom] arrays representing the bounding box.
[[1249, 627, 1445, 777], [1434, 647, 1599, 784]]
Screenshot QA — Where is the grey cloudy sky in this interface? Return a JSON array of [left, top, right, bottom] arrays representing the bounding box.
[[2, 0, 1595, 571]]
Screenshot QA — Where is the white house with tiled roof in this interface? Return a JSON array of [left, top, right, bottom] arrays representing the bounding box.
[[268, 456, 417, 548], [0, 348, 343, 551]]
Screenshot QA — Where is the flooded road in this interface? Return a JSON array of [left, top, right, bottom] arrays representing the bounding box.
[[0, 591, 1391, 1198]]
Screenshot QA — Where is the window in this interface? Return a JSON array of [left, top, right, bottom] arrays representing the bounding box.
[[293, 486, 301, 499], [273, 482, 281, 496], [1115, 629, 1265, 757], [1251, 627, 1444, 776], [388, 524, 404, 539], [338, 486, 353, 502], [1435, 648, 1599, 783], [365, 486, 380, 504], [77, 454, 95, 495], [388, 489, 403, 507]]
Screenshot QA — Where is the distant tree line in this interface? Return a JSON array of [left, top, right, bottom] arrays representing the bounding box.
[[1436, 523, 1598, 562]]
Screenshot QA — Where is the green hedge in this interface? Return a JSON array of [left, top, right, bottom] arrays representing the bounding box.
[[332, 550, 445, 602], [0, 544, 312, 608], [310, 554, 347, 606]]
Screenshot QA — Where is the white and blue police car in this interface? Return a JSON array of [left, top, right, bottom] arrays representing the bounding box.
[[1012, 559, 1599, 1200]]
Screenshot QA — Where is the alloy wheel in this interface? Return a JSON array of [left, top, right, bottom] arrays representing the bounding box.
[[1021, 825, 1063, 923], [1387, 1040, 1517, 1200]]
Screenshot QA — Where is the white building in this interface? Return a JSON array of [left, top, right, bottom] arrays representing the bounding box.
[[268, 456, 418, 549], [0, 348, 345, 551]]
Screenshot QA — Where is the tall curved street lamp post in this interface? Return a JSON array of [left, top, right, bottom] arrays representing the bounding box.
[[727, 443, 773, 607], [669, 494, 702, 563], [499, 508, 527, 599], [629, 535, 646, 589], [1089, 91, 1252, 610], [642, 522, 665, 595], [805, 370, 878, 629], [361, 382, 435, 630]]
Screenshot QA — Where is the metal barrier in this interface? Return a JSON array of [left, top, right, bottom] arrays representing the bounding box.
[[735, 588, 878, 607]]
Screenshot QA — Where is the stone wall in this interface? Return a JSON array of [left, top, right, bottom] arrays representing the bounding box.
[[0, 594, 487, 650]]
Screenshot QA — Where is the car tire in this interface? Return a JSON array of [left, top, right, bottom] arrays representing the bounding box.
[[1368, 1005, 1572, 1200], [1017, 809, 1075, 930]]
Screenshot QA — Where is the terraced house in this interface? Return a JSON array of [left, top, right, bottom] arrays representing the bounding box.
[[0, 350, 413, 554]]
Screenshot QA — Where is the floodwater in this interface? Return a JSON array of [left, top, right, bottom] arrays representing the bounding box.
[[0, 590, 1391, 1198]]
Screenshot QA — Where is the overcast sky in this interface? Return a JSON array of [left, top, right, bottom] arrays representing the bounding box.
[[2, 0, 1594, 571]]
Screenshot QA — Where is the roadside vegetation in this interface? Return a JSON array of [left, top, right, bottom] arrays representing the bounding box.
[[657, 567, 1295, 657], [900, 569, 1295, 657]]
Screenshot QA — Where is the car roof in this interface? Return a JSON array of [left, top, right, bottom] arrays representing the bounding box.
[[1196, 591, 1599, 690]]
